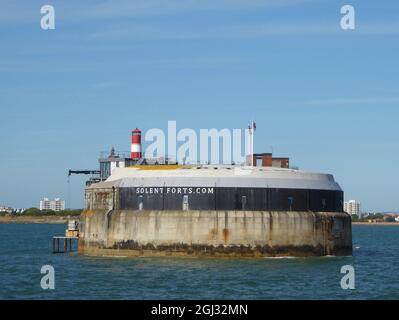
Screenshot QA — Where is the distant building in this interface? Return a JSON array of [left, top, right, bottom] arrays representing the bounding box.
[[344, 200, 361, 218], [0, 205, 13, 213], [39, 198, 65, 211]]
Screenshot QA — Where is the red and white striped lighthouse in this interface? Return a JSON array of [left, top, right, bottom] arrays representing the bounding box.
[[131, 128, 142, 160]]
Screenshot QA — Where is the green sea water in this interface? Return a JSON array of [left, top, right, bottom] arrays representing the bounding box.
[[0, 224, 398, 299]]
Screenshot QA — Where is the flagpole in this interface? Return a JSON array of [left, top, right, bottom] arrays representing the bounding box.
[[247, 121, 255, 167], [248, 124, 252, 167], [251, 120, 255, 167], [251, 126, 253, 167]]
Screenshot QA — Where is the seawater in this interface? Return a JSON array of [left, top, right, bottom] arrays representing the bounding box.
[[0, 224, 398, 299]]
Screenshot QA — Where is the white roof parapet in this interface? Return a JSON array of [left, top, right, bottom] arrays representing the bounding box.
[[87, 165, 342, 191]]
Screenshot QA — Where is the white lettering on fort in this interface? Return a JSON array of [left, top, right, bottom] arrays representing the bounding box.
[[135, 187, 214, 195]]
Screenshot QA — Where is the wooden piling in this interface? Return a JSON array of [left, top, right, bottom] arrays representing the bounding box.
[[52, 236, 79, 254]]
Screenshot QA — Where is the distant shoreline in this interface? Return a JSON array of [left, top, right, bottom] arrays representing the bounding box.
[[352, 222, 399, 226], [0, 215, 78, 224]]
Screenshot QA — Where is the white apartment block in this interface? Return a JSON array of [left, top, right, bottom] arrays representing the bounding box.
[[39, 198, 65, 211], [344, 200, 361, 218]]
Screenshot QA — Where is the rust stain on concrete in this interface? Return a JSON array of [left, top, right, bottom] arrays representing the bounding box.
[[222, 228, 229, 244]]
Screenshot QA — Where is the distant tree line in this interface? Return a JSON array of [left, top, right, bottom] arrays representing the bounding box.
[[0, 208, 82, 216], [351, 214, 396, 223]]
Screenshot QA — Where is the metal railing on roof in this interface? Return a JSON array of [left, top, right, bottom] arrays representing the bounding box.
[[99, 150, 131, 160]]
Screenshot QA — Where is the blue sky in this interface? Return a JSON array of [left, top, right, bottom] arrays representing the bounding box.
[[0, 0, 398, 211]]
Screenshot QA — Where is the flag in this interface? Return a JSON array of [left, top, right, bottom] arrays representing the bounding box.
[[248, 121, 256, 135]]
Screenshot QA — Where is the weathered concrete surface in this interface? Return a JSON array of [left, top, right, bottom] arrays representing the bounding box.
[[78, 210, 352, 257]]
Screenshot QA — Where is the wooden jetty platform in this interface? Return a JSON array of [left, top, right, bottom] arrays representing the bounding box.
[[52, 236, 78, 254]]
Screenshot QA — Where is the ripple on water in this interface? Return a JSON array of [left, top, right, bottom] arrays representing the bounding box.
[[0, 224, 398, 299]]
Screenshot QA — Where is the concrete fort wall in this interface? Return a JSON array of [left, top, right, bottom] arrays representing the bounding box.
[[85, 186, 344, 212], [78, 210, 352, 257]]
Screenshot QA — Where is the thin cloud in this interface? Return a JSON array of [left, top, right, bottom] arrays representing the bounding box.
[[355, 21, 399, 35], [306, 97, 399, 106], [79, 0, 313, 19], [88, 19, 399, 41], [89, 20, 340, 41]]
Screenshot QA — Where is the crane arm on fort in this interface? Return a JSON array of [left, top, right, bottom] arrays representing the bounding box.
[[67, 170, 101, 210], [68, 170, 100, 177]]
